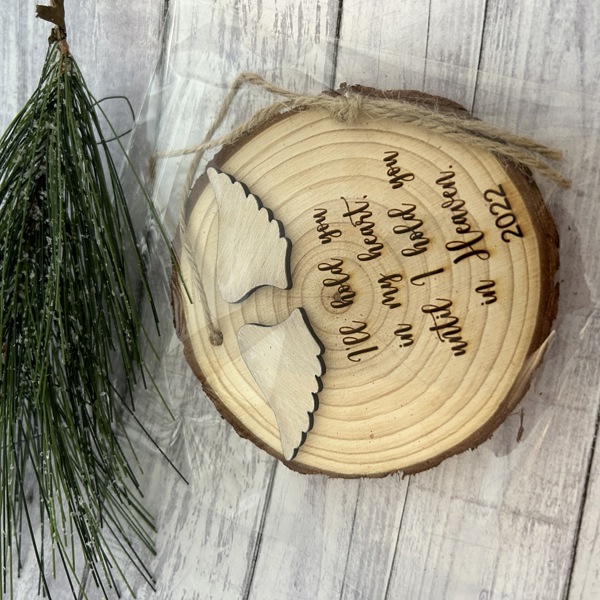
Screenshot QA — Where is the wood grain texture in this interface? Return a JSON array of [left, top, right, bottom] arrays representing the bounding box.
[[570, 318, 600, 599], [423, 0, 486, 109], [4, 0, 600, 598], [335, 0, 429, 91], [245, 471, 409, 600], [177, 104, 559, 476], [336, 0, 486, 108], [238, 308, 324, 460]]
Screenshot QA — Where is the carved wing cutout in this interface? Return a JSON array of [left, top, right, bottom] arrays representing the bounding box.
[[207, 167, 292, 303], [237, 308, 325, 460]]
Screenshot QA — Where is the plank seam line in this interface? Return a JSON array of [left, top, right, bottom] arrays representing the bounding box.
[[383, 476, 412, 600], [242, 462, 278, 600], [563, 389, 600, 600], [422, 0, 432, 86], [329, 0, 344, 90], [472, 0, 490, 113], [338, 482, 362, 600]]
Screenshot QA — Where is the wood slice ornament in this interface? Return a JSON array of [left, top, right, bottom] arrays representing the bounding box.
[[172, 87, 559, 477]]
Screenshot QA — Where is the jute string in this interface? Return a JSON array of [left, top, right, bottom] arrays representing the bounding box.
[[153, 71, 571, 189], [157, 72, 570, 344]]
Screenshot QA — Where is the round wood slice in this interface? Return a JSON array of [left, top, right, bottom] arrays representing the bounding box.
[[172, 91, 558, 477]]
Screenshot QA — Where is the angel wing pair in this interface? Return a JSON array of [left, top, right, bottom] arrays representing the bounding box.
[[208, 167, 325, 460]]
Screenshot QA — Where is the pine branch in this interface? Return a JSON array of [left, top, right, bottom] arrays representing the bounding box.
[[0, 34, 169, 600]]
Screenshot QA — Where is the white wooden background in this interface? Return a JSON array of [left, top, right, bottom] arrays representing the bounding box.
[[2, 1, 600, 599]]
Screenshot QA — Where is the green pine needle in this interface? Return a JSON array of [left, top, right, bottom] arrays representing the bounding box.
[[0, 42, 170, 598]]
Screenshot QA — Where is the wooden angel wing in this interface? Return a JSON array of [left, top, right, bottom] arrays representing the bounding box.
[[237, 308, 325, 460], [207, 167, 292, 303]]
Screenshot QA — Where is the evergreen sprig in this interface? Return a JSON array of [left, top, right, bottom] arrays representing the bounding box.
[[0, 38, 167, 598]]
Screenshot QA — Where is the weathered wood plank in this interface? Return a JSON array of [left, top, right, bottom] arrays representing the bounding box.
[[335, 0, 429, 91], [245, 472, 409, 600], [339, 478, 409, 600], [115, 1, 343, 599], [335, 0, 485, 108], [306, 2, 491, 599], [423, 0, 486, 109], [474, 2, 600, 597], [478, 0, 599, 93], [570, 391, 600, 598], [152, 0, 341, 232], [247, 472, 360, 600], [332, 1, 600, 599]]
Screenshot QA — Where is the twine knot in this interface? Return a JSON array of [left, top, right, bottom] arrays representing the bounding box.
[[329, 92, 363, 124]]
